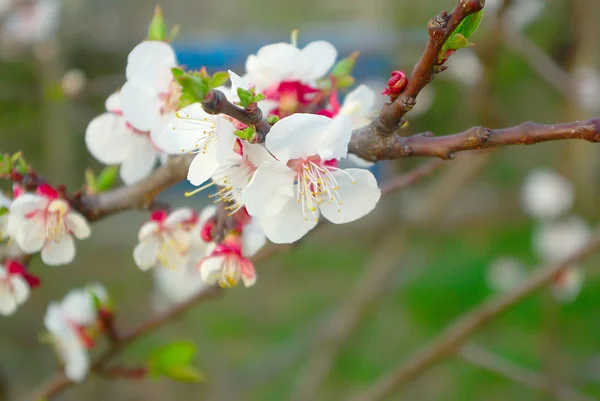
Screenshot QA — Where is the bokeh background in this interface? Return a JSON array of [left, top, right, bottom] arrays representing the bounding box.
[[2, 0, 600, 400]]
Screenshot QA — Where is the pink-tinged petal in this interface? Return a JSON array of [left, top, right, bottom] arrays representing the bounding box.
[[242, 161, 295, 217], [9, 194, 46, 218], [257, 198, 318, 244], [66, 212, 91, 240], [41, 235, 76, 265], [138, 221, 159, 241], [244, 143, 275, 168], [316, 115, 352, 160], [15, 218, 45, 253], [119, 138, 159, 184], [85, 113, 131, 164], [242, 218, 266, 257], [187, 145, 219, 186], [133, 238, 160, 271], [319, 168, 381, 224], [199, 255, 225, 285], [10, 275, 30, 304], [120, 79, 162, 132], [266, 113, 333, 163], [295, 40, 337, 82], [240, 258, 257, 287], [105, 91, 121, 113], [340, 84, 375, 129], [126, 41, 177, 85], [165, 208, 194, 226]]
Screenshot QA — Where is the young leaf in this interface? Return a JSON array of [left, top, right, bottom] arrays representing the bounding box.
[[455, 9, 484, 40], [210, 71, 230, 89], [96, 166, 119, 192], [148, 341, 197, 372], [163, 365, 206, 382], [237, 88, 254, 108], [147, 5, 167, 41], [84, 169, 97, 194], [331, 51, 359, 77]]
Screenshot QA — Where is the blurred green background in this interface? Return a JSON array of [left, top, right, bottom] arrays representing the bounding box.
[[1, 0, 600, 400]]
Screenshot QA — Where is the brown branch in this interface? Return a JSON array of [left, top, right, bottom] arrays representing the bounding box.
[[458, 344, 595, 401], [374, 0, 485, 135], [349, 117, 600, 162], [78, 155, 192, 221], [201, 89, 272, 139], [348, 227, 600, 401]]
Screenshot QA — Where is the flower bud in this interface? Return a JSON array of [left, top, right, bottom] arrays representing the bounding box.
[[382, 70, 408, 99]]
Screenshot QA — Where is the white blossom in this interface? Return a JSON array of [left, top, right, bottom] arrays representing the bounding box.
[[0, 260, 37, 316], [533, 216, 591, 263], [520, 169, 574, 220], [486, 257, 527, 293], [552, 267, 585, 303]]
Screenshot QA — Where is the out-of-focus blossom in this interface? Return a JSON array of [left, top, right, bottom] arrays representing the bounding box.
[[2, 0, 61, 45], [533, 216, 591, 263], [0, 191, 11, 241], [486, 0, 546, 31], [552, 267, 585, 303], [7, 184, 90, 265], [574, 66, 600, 113], [520, 169, 573, 221], [486, 257, 528, 293], [0, 260, 40, 316], [445, 49, 483, 87], [61, 68, 87, 98]]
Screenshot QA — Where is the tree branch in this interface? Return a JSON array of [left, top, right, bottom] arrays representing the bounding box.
[[458, 344, 595, 401], [348, 227, 600, 401], [374, 0, 484, 135], [349, 117, 600, 162]]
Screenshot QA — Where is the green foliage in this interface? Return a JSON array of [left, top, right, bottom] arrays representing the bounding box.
[[439, 9, 484, 64], [1, 152, 29, 175], [234, 126, 257, 141], [85, 166, 118, 194], [210, 71, 230, 89], [172, 68, 233, 107], [147, 341, 205, 383]]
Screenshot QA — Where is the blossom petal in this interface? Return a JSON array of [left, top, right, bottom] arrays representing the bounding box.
[[245, 143, 275, 168], [242, 218, 267, 257], [242, 161, 295, 217], [266, 113, 336, 163], [319, 168, 381, 224], [15, 218, 45, 253], [165, 208, 194, 226], [64, 341, 90, 382], [42, 235, 76, 265], [346, 153, 375, 168], [0, 290, 17, 316], [61, 289, 96, 325], [296, 40, 337, 81], [10, 194, 47, 218], [120, 138, 158, 184], [44, 303, 65, 333], [120, 79, 162, 132], [138, 221, 159, 241], [133, 237, 160, 271], [66, 212, 91, 240], [105, 92, 121, 113], [187, 145, 219, 186], [199, 205, 217, 225], [257, 197, 318, 243], [11, 275, 30, 304], [126, 40, 177, 85], [200, 256, 224, 285], [240, 259, 257, 287], [317, 115, 353, 160], [85, 113, 132, 164], [157, 104, 216, 154], [214, 117, 239, 163], [340, 84, 375, 129]]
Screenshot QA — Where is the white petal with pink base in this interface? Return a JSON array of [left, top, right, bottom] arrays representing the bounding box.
[[8, 186, 91, 265], [199, 237, 257, 288]]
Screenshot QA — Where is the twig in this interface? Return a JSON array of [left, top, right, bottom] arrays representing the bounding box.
[[347, 227, 600, 401], [381, 159, 445, 196], [349, 117, 600, 161], [375, 0, 485, 135], [290, 230, 405, 401], [458, 344, 595, 401]]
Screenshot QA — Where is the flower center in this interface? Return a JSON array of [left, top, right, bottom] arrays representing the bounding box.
[[44, 199, 70, 241], [288, 157, 356, 222], [219, 255, 243, 288], [173, 111, 218, 155], [156, 229, 190, 269]]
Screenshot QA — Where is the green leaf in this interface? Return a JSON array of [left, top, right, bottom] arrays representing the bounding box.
[[234, 126, 256, 141], [163, 365, 206, 382], [147, 5, 167, 41], [0, 207, 8, 217], [266, 115, 280, 125], [331, 51, 359, 77], [15, 157, 28, 175], [455, 9, 484, 40], [210, 71, 230, 89], [97, 166, 119, 192], [171, 67, 186, 82], [335, 75, 355, 89], [237, 88, 253, 108], [148, 341, 197, 373], [253, 93, 266, 103], [189, 75, 210, 100]]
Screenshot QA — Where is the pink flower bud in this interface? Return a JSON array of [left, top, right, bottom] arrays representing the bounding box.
[[200, 219, 216, 242], [150, 210, 168, 223], [382, 70, 408, 99]]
